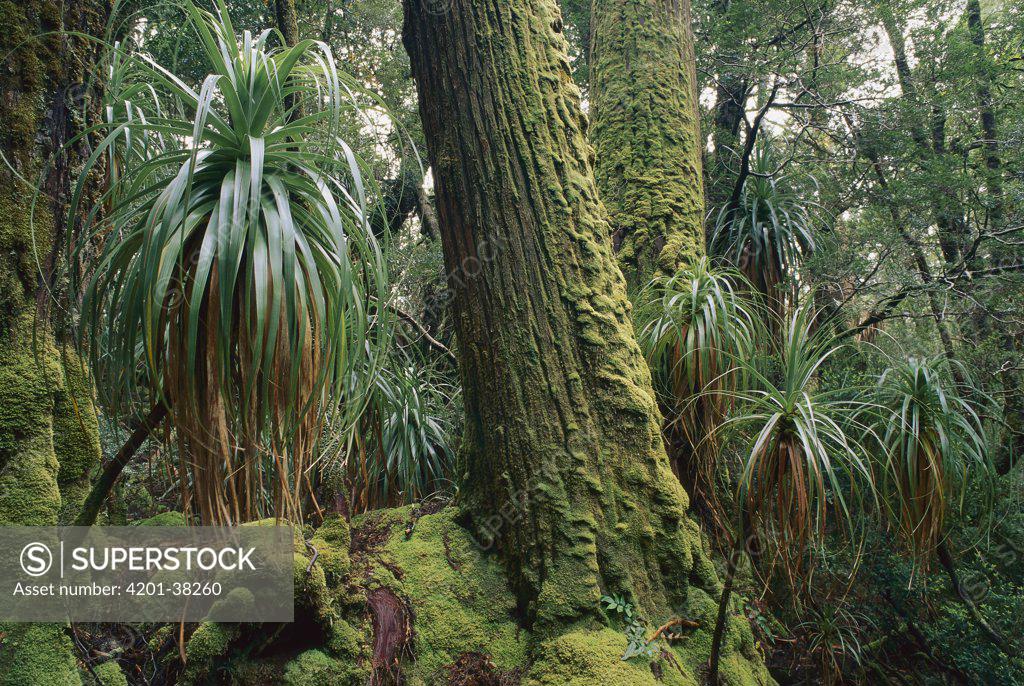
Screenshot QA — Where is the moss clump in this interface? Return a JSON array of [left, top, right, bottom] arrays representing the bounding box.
[[0, 623, 81, 686], [282, 649, 364, 686], [359, 506, 529, 685], [527, 627, 695, 686], [181, 622, 240, 684], [325, 617, 367, 662], [136, 511, 186, 526], [82, 660, 128, 686], [309, 514, 351, 586]]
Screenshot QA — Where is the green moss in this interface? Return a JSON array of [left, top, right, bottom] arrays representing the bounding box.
[[54, 348, 101, 521], [0, 317, 82, 686], [309, 515, 351, 586], [590, 0, 706, 290], [668, 584, 774, 686], [527, 627, 694, 686], [182, 622, 240, 684], [83, 660, 128, 686], [360, 506, 529, 684], [282, 649, 364, 686], [0, 623, 81, 686], [136, 511, 186, 526], [325, 618, 366, 660], [209, 587, 257, 616]]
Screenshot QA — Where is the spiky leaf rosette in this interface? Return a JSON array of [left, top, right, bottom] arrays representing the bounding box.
[[73, 2, 390, 524], [712, 138, 819, 317], [724, 305, 874, 591], [321, 351, 457, 513], [871, 357, 992, 566], [635, 257, 757, 524]]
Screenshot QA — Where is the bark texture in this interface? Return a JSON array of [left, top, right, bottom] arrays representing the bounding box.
[[0, 0, 107, 682], [401, 0, 736, 642], [590, 0, 706, 290]]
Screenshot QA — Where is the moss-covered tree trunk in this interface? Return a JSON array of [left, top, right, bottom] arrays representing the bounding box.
[[590, 0, 706, 290], [0, 1, 106, 683], [401, 0, 746, 650]]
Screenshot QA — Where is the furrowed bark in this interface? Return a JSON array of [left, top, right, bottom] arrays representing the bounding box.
[[402, 0, 718, 633], [590, 0, 706, 290]]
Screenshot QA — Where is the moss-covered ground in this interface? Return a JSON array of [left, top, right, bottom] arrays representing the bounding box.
[[173, 504, 772, 685]]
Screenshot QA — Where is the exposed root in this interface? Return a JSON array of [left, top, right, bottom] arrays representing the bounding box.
[[368, 587, 413, 686]]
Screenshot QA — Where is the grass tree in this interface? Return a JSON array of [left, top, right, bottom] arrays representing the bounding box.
[[635, 257, 757, 525], [870, 356, 1017, 657], [321, 352, 456, 513], [712, 139, 820, 319], [73, 0, 389, 524], [709, 305, 873, 684]]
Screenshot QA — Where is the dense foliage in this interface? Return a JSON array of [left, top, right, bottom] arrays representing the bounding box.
[[6, 0, 1020, 683]]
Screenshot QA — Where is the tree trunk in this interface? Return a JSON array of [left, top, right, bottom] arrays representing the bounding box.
[[0, 1, 107, 682], [401, 0, 725, 635], [590, 0, 706, 290], [274, 0, 301, 47], [965, 0, 1001, 234], [708, 0, 749, 208]]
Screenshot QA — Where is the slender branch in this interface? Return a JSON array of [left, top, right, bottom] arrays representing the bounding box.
[[376, 297, 457, 364], [724, 81, 781, 221], [937, 541, 1019, 660], [73, 402, 169, 527]]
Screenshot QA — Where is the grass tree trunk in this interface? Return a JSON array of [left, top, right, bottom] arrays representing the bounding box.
[[402, 0, 726, 638], [0, 0, 106, 683], [590, 0, 706, 290]]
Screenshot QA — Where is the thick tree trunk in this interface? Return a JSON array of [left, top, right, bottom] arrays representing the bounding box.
[[590, 0, 706, 290], [402, 0, 720, 634], [0, 1, 107, 683]]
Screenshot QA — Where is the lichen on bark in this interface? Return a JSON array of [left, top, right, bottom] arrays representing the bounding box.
[[590, 0, 707, 290]]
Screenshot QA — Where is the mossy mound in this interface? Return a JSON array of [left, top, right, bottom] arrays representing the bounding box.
[[179, 517, 353, 683], [0, 623, 81, 686], [352, 505, 772, 686], [354, 505, 530, 685], [526, 627, 693, 686], [175, 504, 771, 685], [282, 649, 365, 686], [82, 660, 128, 686]]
